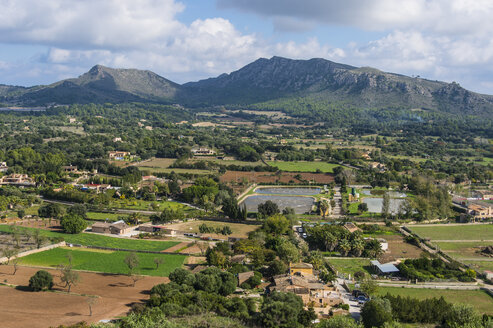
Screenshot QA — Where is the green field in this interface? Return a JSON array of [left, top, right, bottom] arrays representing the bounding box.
[[109, 199, 193, 212], [267, 161, 339, 173], [462, 260, 493, 272], [328, 258, 372, 276], [435, 241, 492, 259], [410, 224, 493, 241], [377, 287, 493, 315], [0, 225, 179, 251], [86, 212, 124, 222], [137, 167, 212, 175], [19, 247, 186, 277]]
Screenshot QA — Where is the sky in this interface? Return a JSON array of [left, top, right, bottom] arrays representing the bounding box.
[[1, 0, 493, 94]]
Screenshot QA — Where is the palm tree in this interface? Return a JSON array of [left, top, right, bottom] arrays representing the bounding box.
[[318, 199, 330, 218], [338, 239, 351, 257], [323, 232, 338, 251], [351, 238, 365, 257]]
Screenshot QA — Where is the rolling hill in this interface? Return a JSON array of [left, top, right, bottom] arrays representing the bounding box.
[[2, 56, 493, 117]]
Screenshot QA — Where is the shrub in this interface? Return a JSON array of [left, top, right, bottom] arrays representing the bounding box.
[[60, 214, 87, 234], [29, 270, 54, 291]]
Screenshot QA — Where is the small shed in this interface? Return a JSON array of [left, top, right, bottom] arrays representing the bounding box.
[[91, 222, 111, 234], [371, 260, 399, 276]]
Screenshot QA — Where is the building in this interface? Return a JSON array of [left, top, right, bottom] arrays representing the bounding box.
[[113, 137, 122, 142], [475, 190, 493, 200], [63, 165, 78, 173], [343, 222, 360, 233], [467, 203, 493, 221], [191, 147, 216, 156], [270, 274, 343, 318], [484, 270, 493, 282], [91, 220, 132, 235], [91, 222, 112, 234], [0, 174, 35, 186], [370, 260, 399, 276], [139, 225, 177, 236], [80, 184, 111, 193], [289, 262, 314, 276], [238, 271, 255, 286], [108, 151, 130, 160], [0, 162, 8, 173]]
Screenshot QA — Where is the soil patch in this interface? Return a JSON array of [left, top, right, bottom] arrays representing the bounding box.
[[0, 265, 167, 328]]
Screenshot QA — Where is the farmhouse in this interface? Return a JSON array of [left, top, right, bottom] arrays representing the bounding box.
[[289, 262, 314, 276], [63, 165, 78, 173], [91, 220, 132, 235], [467, 203, 493, 221], [0, 162, 8, 172], [108, 151, 130, 160], [371, 260, 399, 276], [0, 174, 35, 186], [191, 147, 216, 156], [139, 225, 177, 236], [270, 273, 343, 318]]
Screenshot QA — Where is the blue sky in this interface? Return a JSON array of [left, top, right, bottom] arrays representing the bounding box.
[[1, 0, 492, 94]]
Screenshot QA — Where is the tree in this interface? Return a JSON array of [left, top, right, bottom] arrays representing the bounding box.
[[67, 204, 87, 218], [153, 257, 164, 269], [262, 214, 291, 235], [318, 199, 330, 218], [444, 304, 483, 328], [258, 200, 280, 219], [351, 238, 365, 257], [317, 315, 363, 328], [29, 270, 54, 291], [338, 239, 351, 257], [60, 265, 80, 293], [124, 252, 140, 286], [361, 298, 393, 328], [360, 278, 379, 296], [17, 209, 25, 219], [60, 213, 87, 234], [33, 229, 46, 249], [2, 247, 17, 264], [382, 192, 390, 218], [38, 202, 65, 219], [11, 255, 20, 275], [87, 297, 97, 316], [358, 202, 368, 213]]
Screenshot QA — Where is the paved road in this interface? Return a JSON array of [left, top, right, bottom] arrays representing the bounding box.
[[331, 187, 342, 218], [335, 278, 361, 321]]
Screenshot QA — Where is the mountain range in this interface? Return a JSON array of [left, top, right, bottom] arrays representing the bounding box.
[[2, 56, 493, 117]]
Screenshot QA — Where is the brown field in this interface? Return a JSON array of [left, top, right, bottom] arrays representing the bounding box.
[[165, 220, 259, 239], [0, 265, 167, 328], [376, 234, 424, 262], [135, 158, 176, 169], [220, 171, 334, 185]]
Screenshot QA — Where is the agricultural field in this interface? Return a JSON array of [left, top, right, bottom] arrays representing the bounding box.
[[0, 265, 165, 328], [134, 157, 176, 169], [409, 224, 493, 241], [267, 160, 339, 173], [188, 157, 264, 167], [373, 234, 424, 262], [409, 224, 493, 273], [220, 171, 334, 186], [137, 167, 212, 175], [0, 225, 180, 251], [86, 211, 124, 222], [165, 220, 259, 239], [434, 241, 492, 259], [376, 287, 493, 315], [108, 199, 193, 212], [327, 258, 372, 276], [18, 247, 186, 277]]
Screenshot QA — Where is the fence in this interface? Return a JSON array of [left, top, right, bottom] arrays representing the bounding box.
[[0, 241, 66, 264]]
